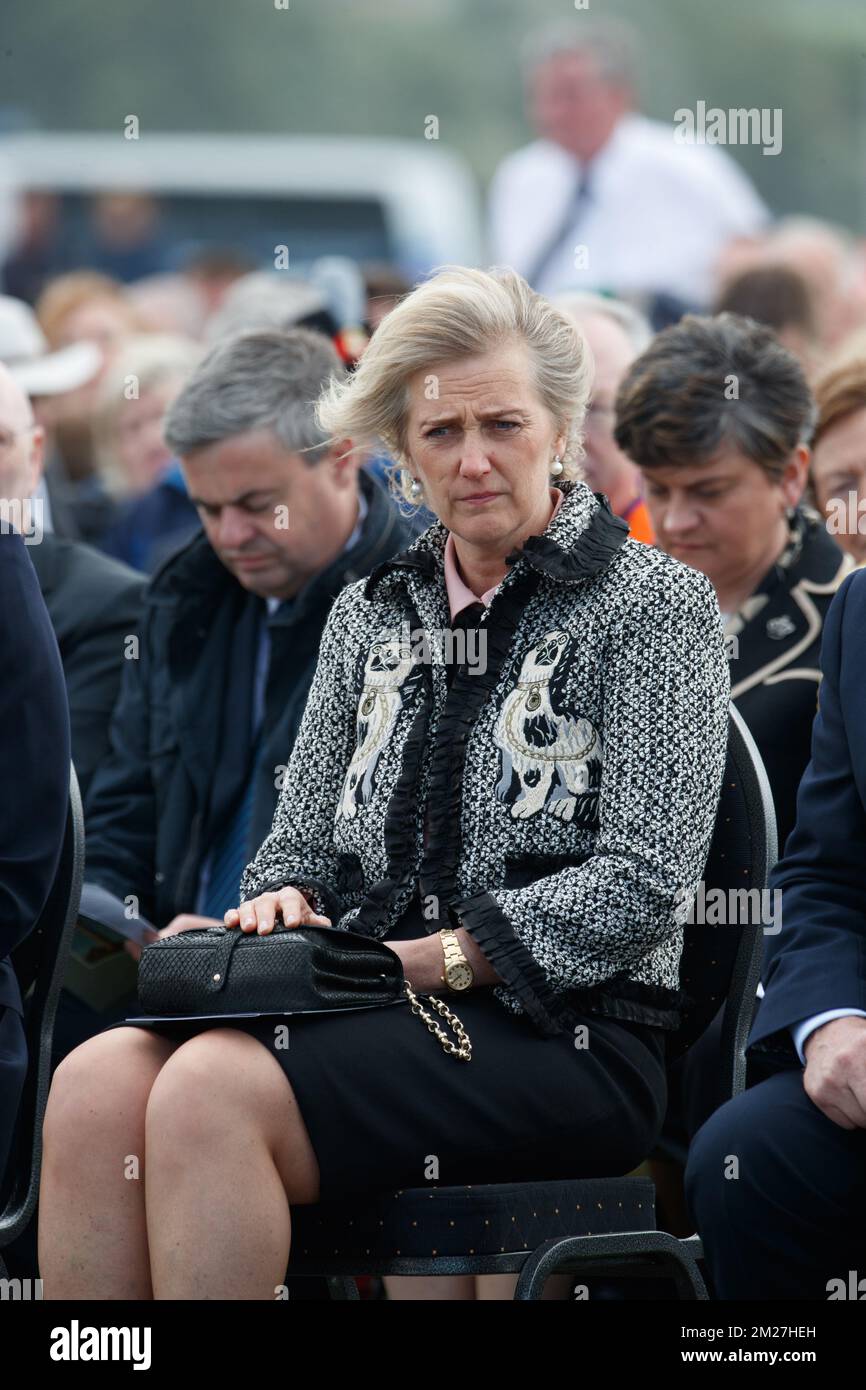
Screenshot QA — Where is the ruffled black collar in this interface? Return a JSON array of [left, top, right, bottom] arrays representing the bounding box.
[[363, 479, 629, 600]]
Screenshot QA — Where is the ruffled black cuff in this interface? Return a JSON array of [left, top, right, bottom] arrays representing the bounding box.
[[451, 890, 566, 1037], [451, 891, 690, 1035]]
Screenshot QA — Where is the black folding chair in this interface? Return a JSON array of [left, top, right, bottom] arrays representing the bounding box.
[[0, 765, 84, 1275], [285, 705, 777, 1300]]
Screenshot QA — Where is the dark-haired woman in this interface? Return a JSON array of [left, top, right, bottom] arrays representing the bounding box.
[[615, 311, 853, 851], [614, 311, 854, 1143]]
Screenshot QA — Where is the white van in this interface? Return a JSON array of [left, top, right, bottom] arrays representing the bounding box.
[[0, 131, 484, 279]]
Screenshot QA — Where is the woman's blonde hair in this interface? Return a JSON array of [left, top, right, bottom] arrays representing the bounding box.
[[94, 334, 203, 495], [315, 264, 592, 506], [35, 270, 144, 347]]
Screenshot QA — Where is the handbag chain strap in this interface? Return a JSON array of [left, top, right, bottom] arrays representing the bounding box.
[[402, 981, 472, 1061]]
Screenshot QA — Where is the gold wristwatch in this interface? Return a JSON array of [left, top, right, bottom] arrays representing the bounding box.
[[439, 925, 474, 992]]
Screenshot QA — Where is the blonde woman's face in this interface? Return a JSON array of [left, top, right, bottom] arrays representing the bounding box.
[[404, 340, 566, 549]]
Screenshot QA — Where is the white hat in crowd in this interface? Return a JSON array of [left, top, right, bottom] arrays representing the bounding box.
[[0, 294, 101, 396]]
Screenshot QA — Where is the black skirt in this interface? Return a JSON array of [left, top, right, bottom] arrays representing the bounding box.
[[109, 899, 668, 1203]]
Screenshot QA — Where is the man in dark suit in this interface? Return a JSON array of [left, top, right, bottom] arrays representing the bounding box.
[[0, 362, 145, 801], [685, 568, 866, 1299], [28, 538, 145, 801], [0, 531, 70, 1185]]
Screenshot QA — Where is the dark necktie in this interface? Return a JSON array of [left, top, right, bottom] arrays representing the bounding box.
[[200, 730, 263, 920], [524, 166, 593, 291], [200, 614, 274, 919]]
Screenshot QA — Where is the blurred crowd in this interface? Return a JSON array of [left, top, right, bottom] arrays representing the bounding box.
[[3, 14, 866, 1301]]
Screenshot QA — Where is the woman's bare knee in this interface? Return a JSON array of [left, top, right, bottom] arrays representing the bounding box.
[[145, 1030, 294, 1148], [145, 1029, 320, 1202], [44, 1027, 178, 1160]]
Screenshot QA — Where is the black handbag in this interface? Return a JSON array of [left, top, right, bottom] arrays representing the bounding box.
[[137, 923, 471, 1060]]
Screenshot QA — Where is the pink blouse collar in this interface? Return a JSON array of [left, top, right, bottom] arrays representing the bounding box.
[[443, 487, 565, 621]]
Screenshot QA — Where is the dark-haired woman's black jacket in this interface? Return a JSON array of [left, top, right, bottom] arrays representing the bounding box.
[[727, 509, 854, 850]]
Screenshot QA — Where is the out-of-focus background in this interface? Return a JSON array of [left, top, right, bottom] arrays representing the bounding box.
[[3, 0, 866, 566], [2, 0, 866, 287]]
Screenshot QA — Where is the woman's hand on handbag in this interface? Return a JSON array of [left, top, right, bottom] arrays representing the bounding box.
[[223, 887, 332, 936]]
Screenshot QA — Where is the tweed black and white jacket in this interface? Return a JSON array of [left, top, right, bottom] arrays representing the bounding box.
[[240, 479, 730, 1037]]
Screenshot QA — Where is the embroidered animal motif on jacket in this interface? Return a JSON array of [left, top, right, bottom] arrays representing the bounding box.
[[240, 479, 731, 1037], [494, 629, 603, 822], [338, 637, 420, 819]]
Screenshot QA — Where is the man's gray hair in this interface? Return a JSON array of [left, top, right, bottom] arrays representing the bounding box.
[[520, 16, 638, 87], [164, 327, 345, 462], [551, 291, 653, 356]]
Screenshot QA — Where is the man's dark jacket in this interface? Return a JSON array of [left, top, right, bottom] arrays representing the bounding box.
[[0, 533, 70, 1182], [83, 471, 414, 927], [730, 511, 851, 850], [747, 567, 866, 1063], [28, 534, 146, 802]]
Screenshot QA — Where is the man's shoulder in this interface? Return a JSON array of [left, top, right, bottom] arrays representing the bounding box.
[[611, 112, 668, 150], [619, 112, 766, 201], [146, 528, 219, 595], [490, 138, 576, 194], [0, 526, 36, 577], [837, 562, 866, 600], [615, 113, 706, 170], [31, 533, 146, 612], [0, 530, 48, 631], [830, 564, 866, 642]]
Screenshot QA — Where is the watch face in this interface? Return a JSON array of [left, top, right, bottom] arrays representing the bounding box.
[[446, 963, 473, 991]]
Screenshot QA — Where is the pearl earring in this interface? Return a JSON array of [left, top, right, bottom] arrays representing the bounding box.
[[408, 475, 424, 501], [550, 455, 564, 477]]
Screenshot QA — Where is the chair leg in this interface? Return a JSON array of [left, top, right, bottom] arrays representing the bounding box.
[[326, 1276, 361, 1300], [647, 1155, 693, 1237], [514, 1232, 709, 1301]]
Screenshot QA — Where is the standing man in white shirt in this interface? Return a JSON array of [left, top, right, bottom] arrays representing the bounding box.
[[489, 17, 769, 308]]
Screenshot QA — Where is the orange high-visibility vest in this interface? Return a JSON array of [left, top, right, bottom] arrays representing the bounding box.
[[622, 496, 655, 545]]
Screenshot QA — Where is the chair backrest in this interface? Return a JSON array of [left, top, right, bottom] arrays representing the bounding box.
[[0, 764, 84, 1248], [667, 705, 778, 1108]]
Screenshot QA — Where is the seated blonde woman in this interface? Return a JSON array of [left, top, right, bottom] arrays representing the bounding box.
[[39, 266, 730, 1300]]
